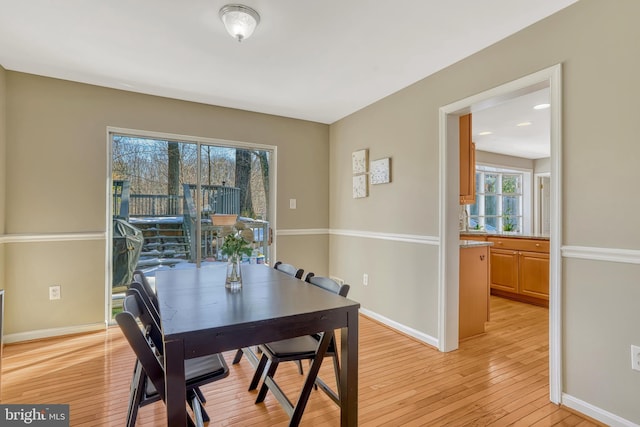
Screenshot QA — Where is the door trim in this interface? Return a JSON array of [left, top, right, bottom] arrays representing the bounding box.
[[438, 64, 562, 403]]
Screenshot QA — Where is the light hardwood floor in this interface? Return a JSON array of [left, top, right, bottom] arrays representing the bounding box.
[[1, 297, 602, 426]]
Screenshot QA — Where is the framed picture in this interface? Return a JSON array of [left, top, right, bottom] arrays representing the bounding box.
[[370, 157, 391, 184], [352, 149, 368, 175], [352, 174, 368, 198]]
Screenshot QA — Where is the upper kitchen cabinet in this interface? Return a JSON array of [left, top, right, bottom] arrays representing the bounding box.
[[460, 113, 476, 205]]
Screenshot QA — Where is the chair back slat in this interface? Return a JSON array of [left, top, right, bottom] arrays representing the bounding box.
[[132, 270, 159, 309], [130, 281, 161, 326], [306, 276, 350, 297], [125, 289, 164, 353], [274, 261, 304, 279]]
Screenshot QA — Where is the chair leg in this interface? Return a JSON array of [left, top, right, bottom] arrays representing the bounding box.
[[295, 360, 304, 375], [232, 349, 244, 364], [126, 362, 145, 427], [194, 386, 206, 404], [312, 352, 341, 406], [187, 390, 208, 427], [331, 352, 341, 400], [189, 388, 210, 422], [255, 359, 280, 404], [248, 354, 269, 391]]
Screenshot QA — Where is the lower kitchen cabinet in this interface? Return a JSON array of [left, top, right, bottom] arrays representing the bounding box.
[[489, 248, 518, 294], [519, 251, 549, 301], [459, 245, 490, 340], [488, 237, 549, 307]]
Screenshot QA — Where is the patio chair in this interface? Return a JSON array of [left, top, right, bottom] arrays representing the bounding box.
[[117, 293, 229, 427], [249, 276, 350, 406]]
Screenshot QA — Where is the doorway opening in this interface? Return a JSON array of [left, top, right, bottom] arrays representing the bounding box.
[[439, 64, 562, 403]]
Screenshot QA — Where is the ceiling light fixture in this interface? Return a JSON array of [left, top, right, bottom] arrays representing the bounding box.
[[534, 103, 550, 110], [219, 4, 260, 42], [516, 121, 532, 127], [478, 131, 493, 136]]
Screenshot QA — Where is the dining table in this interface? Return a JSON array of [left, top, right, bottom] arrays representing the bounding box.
[[155, 263, 360, 426]]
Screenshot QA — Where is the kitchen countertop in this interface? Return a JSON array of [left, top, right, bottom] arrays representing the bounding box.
[[460, 232, 549, 241], [460, 240, 494, 248]]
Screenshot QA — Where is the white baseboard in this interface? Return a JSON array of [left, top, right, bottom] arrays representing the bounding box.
[[4, 322, 107, 344], [562, 393, 639, 427], [359, 308, 439, 348]]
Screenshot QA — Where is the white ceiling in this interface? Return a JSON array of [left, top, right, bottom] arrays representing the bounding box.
[[0, 0, 577, 127], [473, 88, 551, 159]]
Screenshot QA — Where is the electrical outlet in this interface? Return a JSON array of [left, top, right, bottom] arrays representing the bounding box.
[[49, 285, 61, 300], [363, 273, 369, 286], [631, 345, 640, 371]]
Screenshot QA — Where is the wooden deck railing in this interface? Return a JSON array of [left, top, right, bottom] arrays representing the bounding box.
[[113, 181, 241, 218], [113, 181, 268, 263]]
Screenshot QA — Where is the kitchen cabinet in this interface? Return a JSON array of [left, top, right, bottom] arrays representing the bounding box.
[[488, 237, 549, 307], [519, 251, 550, 300], [459, 244, 490, 340], [459, 113, 476, 205]]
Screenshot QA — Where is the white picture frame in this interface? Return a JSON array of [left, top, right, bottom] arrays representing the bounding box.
[[370, 157, 391, 184], [352, 174, 368, 198], [352, 149, 368, 175]]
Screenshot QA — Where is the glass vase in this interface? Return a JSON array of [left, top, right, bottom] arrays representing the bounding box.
[[225, 255, 242, 291]]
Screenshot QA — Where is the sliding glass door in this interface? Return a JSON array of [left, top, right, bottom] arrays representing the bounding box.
[[110, 132, 273, 317]]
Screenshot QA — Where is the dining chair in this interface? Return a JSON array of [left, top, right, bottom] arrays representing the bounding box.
[[132, 270, 159, 310], [129, 280, 160, 326], [249, 276, 350, 407], [231, 261, 308, 367], [273, 261, 304, 279], [124, 289, 214, 422], [117, 293, 229, 427]]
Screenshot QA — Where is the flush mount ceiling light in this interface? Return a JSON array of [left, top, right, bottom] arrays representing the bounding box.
[[219, 4, 260, 42], [534, 103, 551, 110]]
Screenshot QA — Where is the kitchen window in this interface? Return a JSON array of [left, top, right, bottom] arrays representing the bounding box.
[[468, 166, 524, 234]]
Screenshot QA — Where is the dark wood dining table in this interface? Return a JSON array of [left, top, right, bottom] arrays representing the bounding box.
[[155, 264, 360, 426]]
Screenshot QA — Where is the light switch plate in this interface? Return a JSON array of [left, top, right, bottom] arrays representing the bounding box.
[[631, 345, 640, 371], [289, 199, 296, 209]]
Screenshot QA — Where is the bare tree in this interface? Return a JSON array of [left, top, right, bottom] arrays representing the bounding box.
[[235, 149, 253, 217], [167, 141, 180, 214]]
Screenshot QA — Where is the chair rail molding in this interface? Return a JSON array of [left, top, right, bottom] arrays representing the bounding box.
[[562, 245, 640, 265], [330, 229, 439, 245], [276, 228, 329, 236], [0, 232, 106, 243]]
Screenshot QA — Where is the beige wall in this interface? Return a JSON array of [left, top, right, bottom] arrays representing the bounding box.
[[3, 72, 329, 336], [329, 0, 640, 423], [0, 65, 6, 291], [475, 150, 534, 170], [534, 157, 551, 175]]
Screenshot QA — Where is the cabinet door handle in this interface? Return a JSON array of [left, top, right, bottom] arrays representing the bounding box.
[[480, 255, 485, 261]]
